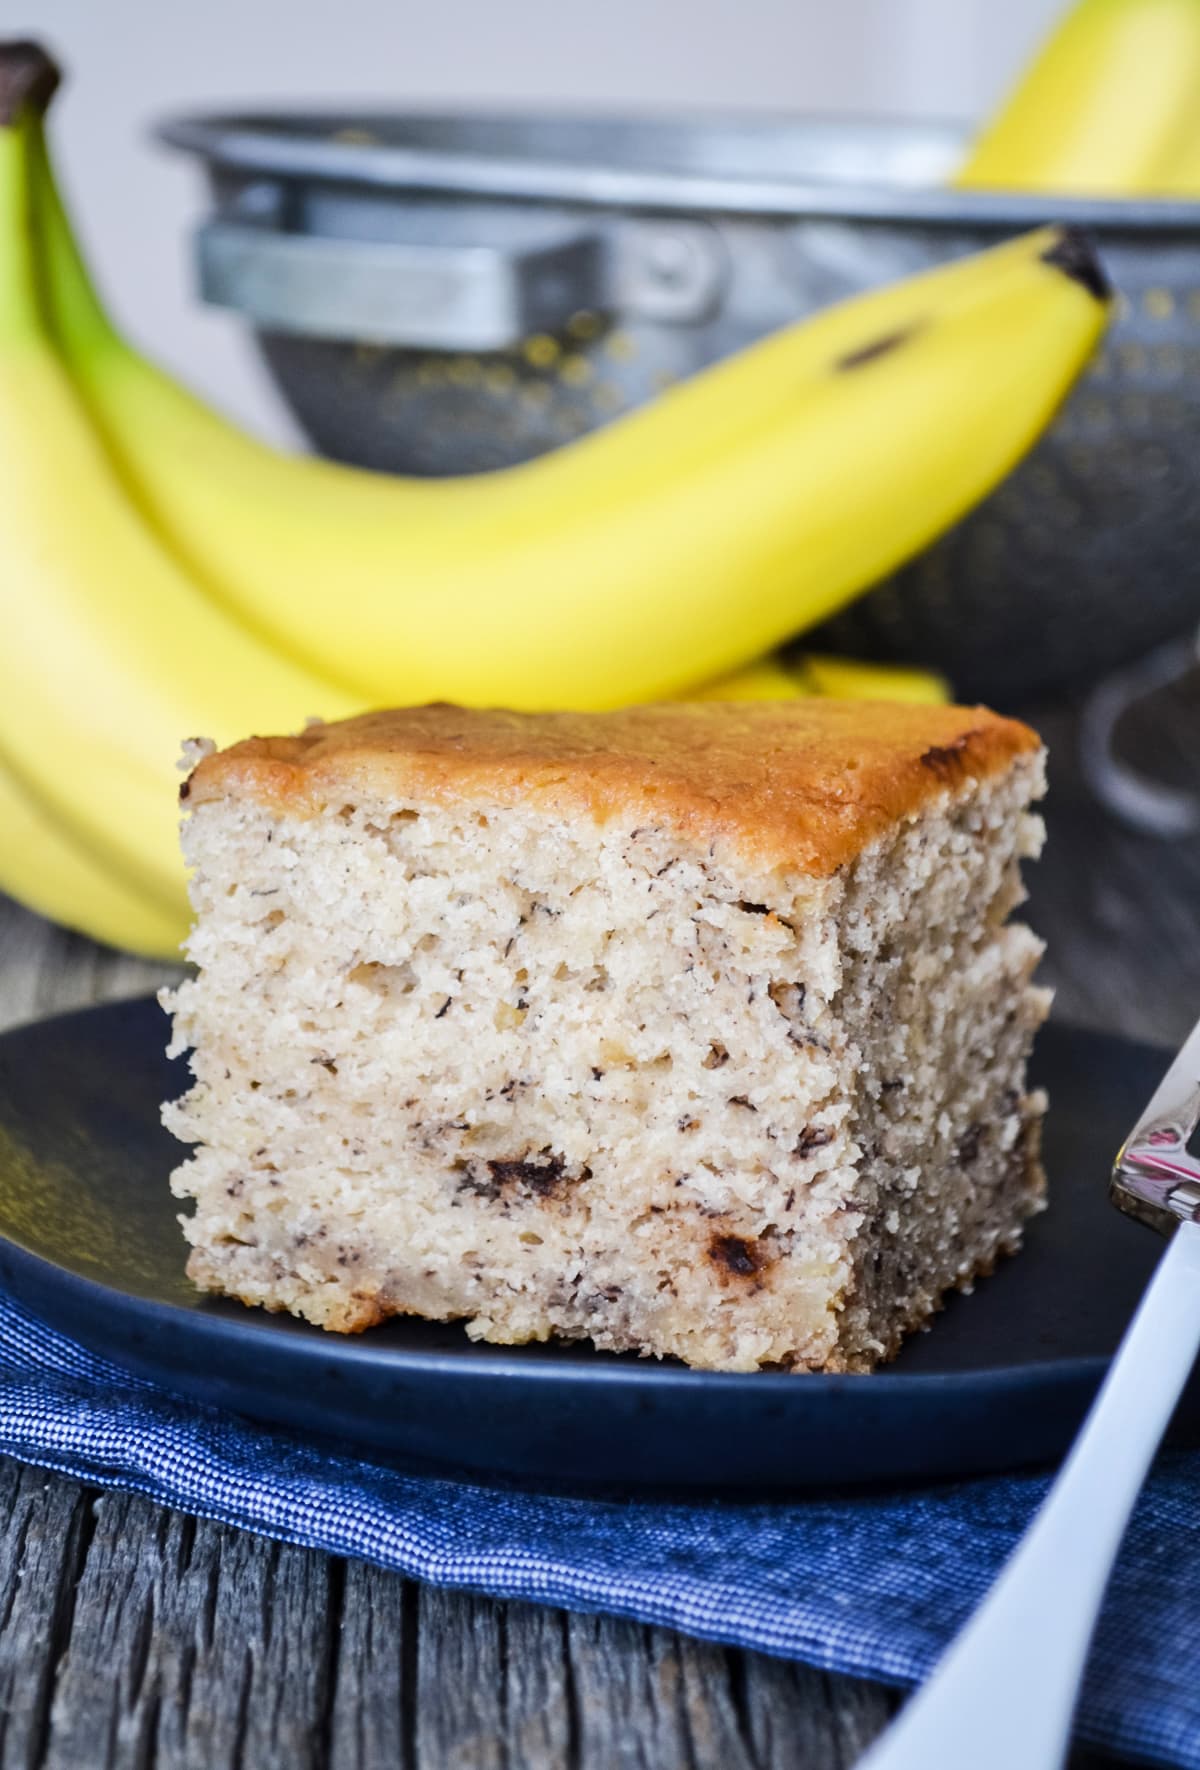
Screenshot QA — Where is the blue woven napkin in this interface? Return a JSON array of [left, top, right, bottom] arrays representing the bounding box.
[[0, 1291, 1196, 1770]]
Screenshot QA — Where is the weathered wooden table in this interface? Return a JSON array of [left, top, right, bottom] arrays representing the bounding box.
[[0, 690, 1194, 1770]]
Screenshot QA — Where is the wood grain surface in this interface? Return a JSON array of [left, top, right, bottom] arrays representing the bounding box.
[[0, 688, 1192, 1768]]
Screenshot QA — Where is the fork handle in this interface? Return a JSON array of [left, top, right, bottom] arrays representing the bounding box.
[[859, 1220, 1200, 1770]]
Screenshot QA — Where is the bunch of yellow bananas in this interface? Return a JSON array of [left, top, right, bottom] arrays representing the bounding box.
[[958, 0, 1200, 195], [0, 44, 1109, 959]]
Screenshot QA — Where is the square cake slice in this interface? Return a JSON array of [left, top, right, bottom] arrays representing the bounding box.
[[164, 700, 1048, 1373]]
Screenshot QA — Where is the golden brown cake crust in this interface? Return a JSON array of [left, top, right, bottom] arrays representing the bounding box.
[[183, 699, 1039, 875]]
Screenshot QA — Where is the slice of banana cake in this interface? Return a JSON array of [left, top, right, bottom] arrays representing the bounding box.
[[163, 700, 1048, 1373]]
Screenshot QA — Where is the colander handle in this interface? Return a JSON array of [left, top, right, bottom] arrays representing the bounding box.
[[195, 219, 607, 351]]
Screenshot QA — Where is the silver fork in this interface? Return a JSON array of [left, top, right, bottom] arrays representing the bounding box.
[[858, 1015, 1200, 1770]]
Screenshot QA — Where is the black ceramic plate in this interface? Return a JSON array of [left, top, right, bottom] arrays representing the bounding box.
[[0, 997, 1187, 1493]]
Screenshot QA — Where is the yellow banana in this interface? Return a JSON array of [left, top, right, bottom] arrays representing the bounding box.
[[797, 654, 949, 705], [0, 750, 186, 957], [688, 658, 808, 702], [0, 93, 359, 915], [35, 117, 1086, 526], [33, 122, 1072, 542], [26, 69, 1109, 708], [691, 654, 948, 704], [1146, 122, 1200, 193], [957, 0, 1200, 194]]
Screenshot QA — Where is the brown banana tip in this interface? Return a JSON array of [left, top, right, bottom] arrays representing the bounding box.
[[1040, 227, 1112, 304], [0, 41, 61, 129]]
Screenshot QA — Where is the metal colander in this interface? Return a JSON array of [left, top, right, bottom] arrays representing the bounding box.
[[161, 110, 1200, 701]]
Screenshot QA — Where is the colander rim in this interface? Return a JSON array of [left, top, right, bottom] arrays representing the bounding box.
[[158, 106, 1200, 233]]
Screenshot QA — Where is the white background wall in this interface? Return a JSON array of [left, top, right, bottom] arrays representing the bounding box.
[[5, 0, 1061, 439]]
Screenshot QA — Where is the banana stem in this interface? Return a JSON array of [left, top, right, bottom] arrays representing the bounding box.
[[0, 43, 62, 342], [0, 122, 44, 341], [30, 118, 116, 356], [0, 40, 57, 130]]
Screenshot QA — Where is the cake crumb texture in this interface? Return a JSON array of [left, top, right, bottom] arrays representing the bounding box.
[[165, 700, 1048, 1373]]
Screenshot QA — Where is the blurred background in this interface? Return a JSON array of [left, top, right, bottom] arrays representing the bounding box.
[[17, 0, 1061, 439]]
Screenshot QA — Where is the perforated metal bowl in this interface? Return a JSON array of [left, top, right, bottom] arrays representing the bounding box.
[[160, 110, 1200, 701]]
